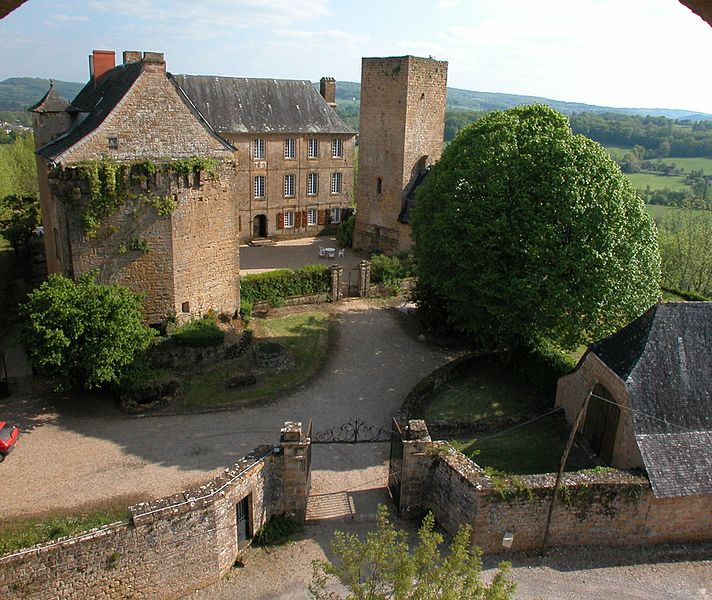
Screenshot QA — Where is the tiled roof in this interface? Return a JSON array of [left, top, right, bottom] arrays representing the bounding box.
[[592, 302, 712, 497], [170, 74, 355, 135], [28, 82, 70, 113], [37, 63, 143, 161]]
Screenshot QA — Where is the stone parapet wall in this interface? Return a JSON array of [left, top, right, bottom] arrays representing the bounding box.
[[396, 425, 712, 554], [0, 442, 296, 599]]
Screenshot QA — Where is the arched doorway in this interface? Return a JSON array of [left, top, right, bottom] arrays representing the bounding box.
[[583, 383, 621, 465], [253, 214, 267, 238]]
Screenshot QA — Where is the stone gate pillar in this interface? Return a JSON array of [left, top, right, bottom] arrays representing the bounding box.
[[329, 264, 343, 302], [358, 260, 371, 297], [399, 419, 434, 518], [280, 421, 311, 523]]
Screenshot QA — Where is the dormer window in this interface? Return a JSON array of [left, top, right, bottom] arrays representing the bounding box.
[[108, 136, 118, 149]]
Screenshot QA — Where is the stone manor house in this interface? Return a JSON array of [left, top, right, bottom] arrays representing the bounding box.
[[30, 50, 356, 322]]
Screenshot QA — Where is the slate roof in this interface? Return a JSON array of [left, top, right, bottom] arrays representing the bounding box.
[[170, 74, 355, 135], [28, 81, 70, 113], [37, 63, 144, 162], [591, 302, 712, 498]]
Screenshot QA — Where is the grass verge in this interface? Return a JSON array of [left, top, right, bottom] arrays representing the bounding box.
[[451, 413, 597, 475], [178, 310, 332, 410], [423, 357, 539, 422], [0, 507, 129, 555]]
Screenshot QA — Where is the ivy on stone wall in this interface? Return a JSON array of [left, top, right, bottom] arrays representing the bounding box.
[[75, 156, 220, 237]]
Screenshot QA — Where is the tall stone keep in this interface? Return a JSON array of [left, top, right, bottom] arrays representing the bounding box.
[[353, 56, 448, 254]]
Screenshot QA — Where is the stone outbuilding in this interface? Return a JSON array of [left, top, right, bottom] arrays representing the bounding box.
[[556, 302, 712, 499]]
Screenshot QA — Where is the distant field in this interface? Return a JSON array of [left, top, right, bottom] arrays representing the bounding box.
[[604, 146, 631, 161], [626, 171, 689, 192], [645, 203, 708, 221], [657, 156, 712, 173]]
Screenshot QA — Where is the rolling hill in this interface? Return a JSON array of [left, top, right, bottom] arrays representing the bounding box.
[[2, 76, 709, 122]]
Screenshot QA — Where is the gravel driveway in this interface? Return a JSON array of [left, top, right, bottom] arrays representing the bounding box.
[[0, 299, 451, 520]]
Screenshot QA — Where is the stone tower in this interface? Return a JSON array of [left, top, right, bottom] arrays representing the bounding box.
[[353, 56, 448, 254]]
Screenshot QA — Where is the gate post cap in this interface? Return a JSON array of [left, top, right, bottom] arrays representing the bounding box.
[[281, 421, 303, 442], [406, 420, 430, 441]]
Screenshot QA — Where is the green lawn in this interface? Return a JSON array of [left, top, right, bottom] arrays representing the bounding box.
[[179, 310, 332, 410], [0, 507, 129, 555], [451, 413, 598, 475], [625, 171, 689, 192], [424, 358, 541, 423]]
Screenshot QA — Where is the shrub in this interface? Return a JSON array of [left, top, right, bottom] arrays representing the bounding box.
[[240, 264, 329, 306], [370, 252, 414, 285], [239, 299, 253, 323], [254, 515, 301, 546], [336, 213, 356, 247], [172, 314, 224, 347], [20, 272, 155, 390]]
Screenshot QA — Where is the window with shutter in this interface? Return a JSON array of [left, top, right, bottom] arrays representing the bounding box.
[[277, 212, 284, 229], [295, 210, 302, 228], [317, 209, 325, 225]]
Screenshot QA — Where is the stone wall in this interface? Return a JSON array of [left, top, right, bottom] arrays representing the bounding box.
[[395, 421, 712, 554], [556, 352, 643, 470], [354, 56, 448, 254], [46, 161, 240, 323], [0, 423, 312, 599]]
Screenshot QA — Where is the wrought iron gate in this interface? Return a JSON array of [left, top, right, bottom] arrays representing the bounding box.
[[311, 418, 390, 444], [388, 418, 404, 508]]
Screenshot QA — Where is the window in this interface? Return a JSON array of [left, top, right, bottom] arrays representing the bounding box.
[[307, 172, 318, 195], [377, 177, 383, 194], [181, 301, 190, 313], [308, 138, 319, 159], [107, 136, 118, 149], [284, 174, 295, 197], [284, 138, 295, 159], [330, 207, 341, 223], [332, 138, 343, 158], [331, 172, 342, 194], [284, 210, 295, 228], [253, 138, 265, 160], [307, 208, 318, 225], [254, 175, 265, 199]]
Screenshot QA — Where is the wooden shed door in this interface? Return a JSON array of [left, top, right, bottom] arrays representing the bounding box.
[[583, 384, 620, 465], [236, 495, 251, 548]]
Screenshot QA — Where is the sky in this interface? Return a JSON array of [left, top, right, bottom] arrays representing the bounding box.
[[1, 0, 711, 113]]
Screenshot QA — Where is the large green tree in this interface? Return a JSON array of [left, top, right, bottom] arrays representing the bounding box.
[[0, 194, 40, 251], [310, 505, 515, 600], [20, 273, 155, 390], [411, 104, 661, 350]]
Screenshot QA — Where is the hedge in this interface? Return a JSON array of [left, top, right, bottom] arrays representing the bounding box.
[[240, 265, 330, 306], [172, 314, 225, 347]]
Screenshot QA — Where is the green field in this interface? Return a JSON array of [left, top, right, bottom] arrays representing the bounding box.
[[655, 156, 712, 173], [604, 146, 632, 161], [626, 171, 689, 192]]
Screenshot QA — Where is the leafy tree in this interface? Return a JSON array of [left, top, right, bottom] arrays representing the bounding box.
[[310, 505, 515, 600], [20, 273, 156, 390], [411, 104, 661, 350], [0, 194, 40, 251], [0, 133, 38, 199], [657, 207, 712, 296]]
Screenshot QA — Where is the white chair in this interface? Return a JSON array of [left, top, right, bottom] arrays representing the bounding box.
[[318, 246, 326, 258], [338, 248, 345, 258]]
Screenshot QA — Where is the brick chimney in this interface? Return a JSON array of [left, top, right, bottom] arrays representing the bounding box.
[[320, 77, 337, 108], [89, 50, 116, 86]]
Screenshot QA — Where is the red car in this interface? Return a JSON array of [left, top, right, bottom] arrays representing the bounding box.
[[0, 422, 19, 462]]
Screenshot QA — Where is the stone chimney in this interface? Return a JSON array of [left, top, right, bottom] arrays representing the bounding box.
[[122, 50, 142, 64], [140, 51, 166, 74], [320, 77, 337, 108], [89, 50, 116, 86]]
